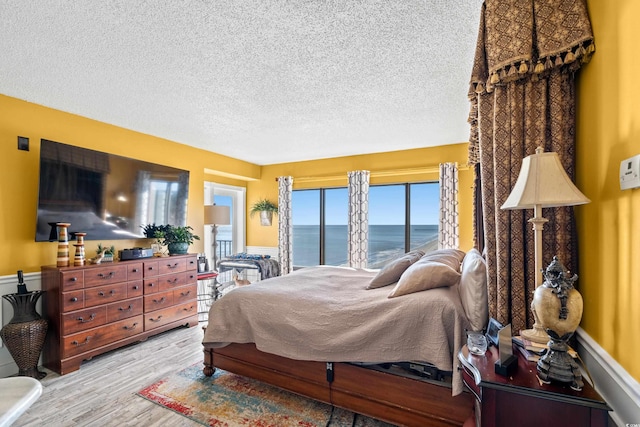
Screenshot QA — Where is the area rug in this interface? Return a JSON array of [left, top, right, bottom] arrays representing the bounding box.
[[137, 363, 395, 427]]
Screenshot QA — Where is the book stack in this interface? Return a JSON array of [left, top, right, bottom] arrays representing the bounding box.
[[512, 336, 547, 362], [512, 335, 578, 363]]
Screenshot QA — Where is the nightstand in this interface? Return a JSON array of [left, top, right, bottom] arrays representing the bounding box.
[[458, 344, 610, 427]]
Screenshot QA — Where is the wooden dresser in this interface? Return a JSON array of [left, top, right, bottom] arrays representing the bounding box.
[[41, 254, 198, 374]]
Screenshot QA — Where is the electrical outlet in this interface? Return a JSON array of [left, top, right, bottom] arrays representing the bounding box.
[[17, 136, 29, 151]]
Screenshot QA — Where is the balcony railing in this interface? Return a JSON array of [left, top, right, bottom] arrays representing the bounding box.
[[215, 240, 233, 263]]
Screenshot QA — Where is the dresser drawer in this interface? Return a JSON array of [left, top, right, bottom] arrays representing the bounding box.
[[143, 290, 174, 311], [158, 272, 189, 292], [62, 315, 143, 358], [185, 255, 197, 272], [144, 301, 197, 330], [61, 290, 85, 312], [143, 260, 159, 277], [174, 283, 197, 305], [106, 297, 143, 323], [84, 282, 128, 308], [126, 262, 144, 281], [158, 258, 187, 275], [143, 277, 160, 294], [60, 271, 84, 291], [62, 306, 107, 335], [127, 280, 144, 298], [84, 264, 128, 288]]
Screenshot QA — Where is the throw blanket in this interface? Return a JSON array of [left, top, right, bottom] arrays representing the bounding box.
[[203, 266, 470, 396], [218, 254, 280, 280]]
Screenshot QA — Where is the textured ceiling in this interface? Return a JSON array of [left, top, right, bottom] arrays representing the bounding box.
[[0, 1, 482, 166]]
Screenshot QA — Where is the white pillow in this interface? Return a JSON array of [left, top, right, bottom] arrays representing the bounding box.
[[459, 249, 488, 332]]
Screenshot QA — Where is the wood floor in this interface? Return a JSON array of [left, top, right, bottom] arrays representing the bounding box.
[[14, 323, 206, 427]]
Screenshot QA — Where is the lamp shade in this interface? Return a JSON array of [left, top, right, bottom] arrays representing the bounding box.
[[204, 205, 230, 225], [501, 147, 590, 210]]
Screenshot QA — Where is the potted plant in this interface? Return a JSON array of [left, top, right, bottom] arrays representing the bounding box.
[[154, 225, 200, 255], [250, 198, 278, 226], [96, 243, 116, 262]]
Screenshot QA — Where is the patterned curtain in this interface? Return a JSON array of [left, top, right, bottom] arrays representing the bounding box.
[[277, 176, 294, 275], [347, 171, 370, 269], [467, 0, 594, 332], [438, 162, 459, 249]]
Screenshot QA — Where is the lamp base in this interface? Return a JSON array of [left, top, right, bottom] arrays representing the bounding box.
[[536, 330, 583, 391], [520, 323, 549, 344]]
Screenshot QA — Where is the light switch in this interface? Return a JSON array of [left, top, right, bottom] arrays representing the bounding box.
[[17, 136, 29, 151]]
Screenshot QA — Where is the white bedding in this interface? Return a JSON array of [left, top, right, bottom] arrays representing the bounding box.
[[202, 265, 471, 395]]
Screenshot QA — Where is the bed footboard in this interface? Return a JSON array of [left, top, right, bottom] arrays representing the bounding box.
[[203, 344, 473, 427]]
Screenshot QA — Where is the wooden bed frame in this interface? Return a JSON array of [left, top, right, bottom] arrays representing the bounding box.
[[203, 343, 473, 426]]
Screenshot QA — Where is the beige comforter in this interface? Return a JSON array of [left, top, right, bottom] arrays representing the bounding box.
[[202, 266, 471, 395]]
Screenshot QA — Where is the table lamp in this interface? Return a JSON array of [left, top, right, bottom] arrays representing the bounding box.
[[501, 147, 590, 344], [204, 204, 231, 272]]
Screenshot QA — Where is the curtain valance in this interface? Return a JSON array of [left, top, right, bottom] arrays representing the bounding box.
[[468, 0, 595, 165]]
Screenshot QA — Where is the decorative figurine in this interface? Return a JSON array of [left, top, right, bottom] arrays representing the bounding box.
[[533, 256, 584, 391]]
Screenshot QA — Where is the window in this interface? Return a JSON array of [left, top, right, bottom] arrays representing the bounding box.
[[292, 182, 438, 268], [292, 188, 349, 267], [204, 182, 246, 263]]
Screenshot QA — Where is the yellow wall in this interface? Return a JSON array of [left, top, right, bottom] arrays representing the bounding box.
[[0, 94, 258, 275], [1, 94, 474, 279], [246, 143, 475, 252], [577, 0, 640, 381]]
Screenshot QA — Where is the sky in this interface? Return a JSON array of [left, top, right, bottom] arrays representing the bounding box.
[[292, 183, 439, 225]]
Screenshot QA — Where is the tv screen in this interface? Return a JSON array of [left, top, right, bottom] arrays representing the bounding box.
[[35, 139, 189, 242]]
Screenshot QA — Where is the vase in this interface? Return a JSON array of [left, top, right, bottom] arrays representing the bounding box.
[[56, 222, 71, 267], [167, 242, 189, 255], [0, 291, 48, 379], [259, 211, 273, 226]]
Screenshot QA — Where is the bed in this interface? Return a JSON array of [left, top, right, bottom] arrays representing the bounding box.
[[202, 248, 488, 426]]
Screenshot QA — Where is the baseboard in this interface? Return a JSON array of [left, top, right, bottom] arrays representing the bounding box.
[[0, 272, 43, 378], [576, 327, 640, 426]]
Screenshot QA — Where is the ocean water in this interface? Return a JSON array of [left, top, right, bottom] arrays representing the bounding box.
[[293, 224, 438, 268]]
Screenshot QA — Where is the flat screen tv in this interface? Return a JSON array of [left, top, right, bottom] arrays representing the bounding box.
[[35, 139, 190, 242]]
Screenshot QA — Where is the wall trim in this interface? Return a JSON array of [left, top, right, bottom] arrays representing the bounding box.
[[576, 327, 640, 426]]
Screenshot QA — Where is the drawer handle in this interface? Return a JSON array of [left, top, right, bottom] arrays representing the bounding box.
[[149, 315, 163, 322], [132, 268, 139, 273], [188, 274, 195, 280], [123, 322, 139, 331], [180, 290, 191, 297], [70, 277, 78, 282], [167, 278, 179, 285], [98, 290, 116, 297], [147, 283, 155, 288], [118, 305, 133, 312], [70, 297, 79, 302], [147, 266, 155, 271], [152, 297, 166, 304], [97, 272, 115, 279], [183, 305, 195, 312], [71, 337, 92, 347], [77, 313, 96, 323], [166, 262, 179, 269], [133, 285, 139, 290]]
